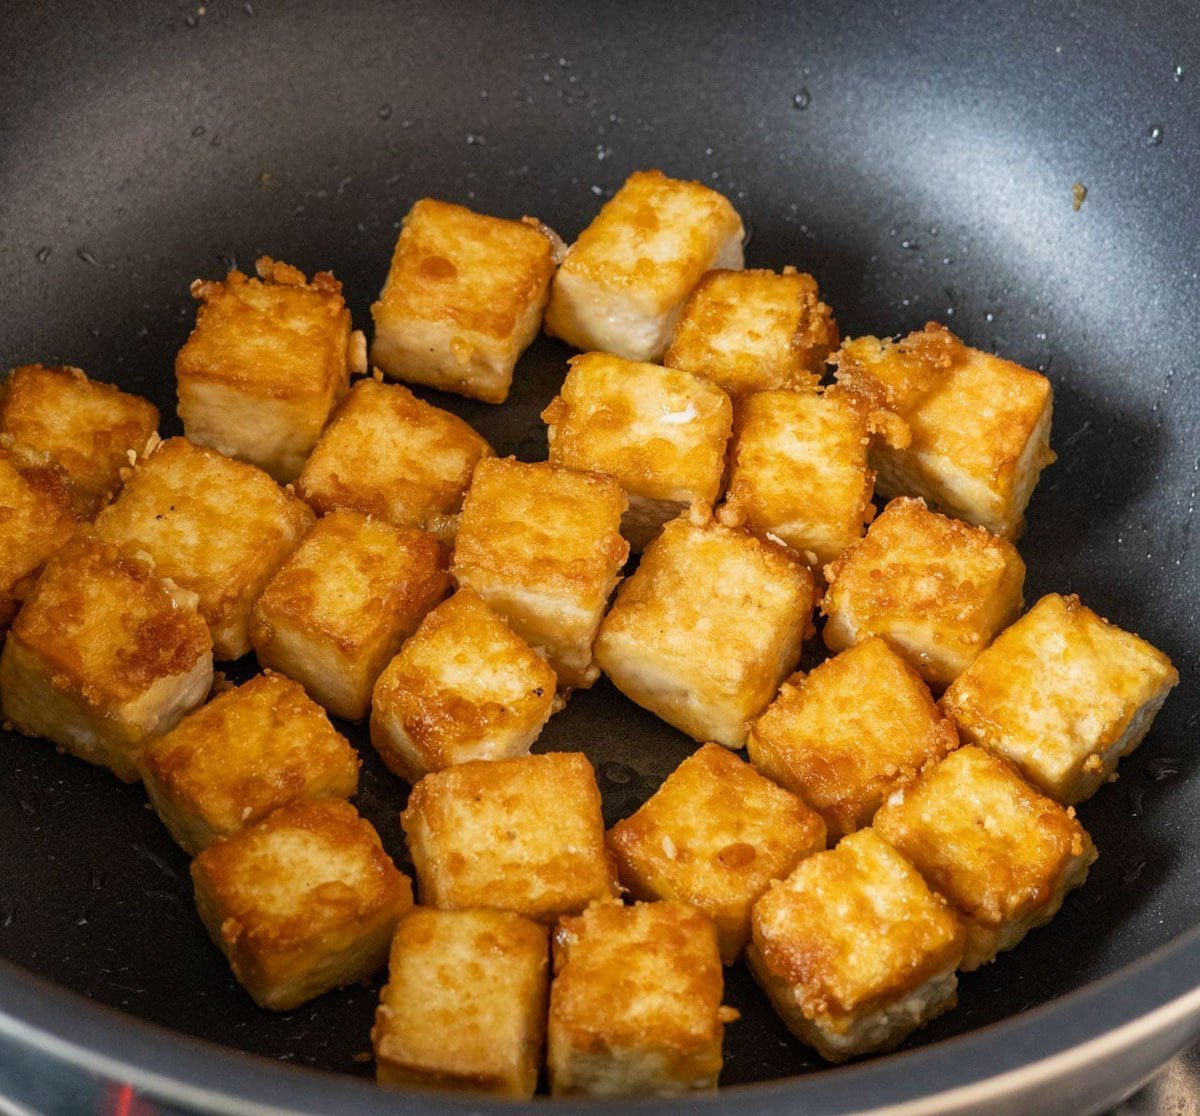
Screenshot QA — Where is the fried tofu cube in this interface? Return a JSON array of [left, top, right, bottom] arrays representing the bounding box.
[[607, 744, 826, 963], [834, 323, 1056, 538], [370, 589, 556, 782], [93, 437, 313, 660], [372, 908, 549, 1097], [548, 900, 731, 1096], [139, 671, 360, 854], [370, 199, 556, 404], [0, 532, 212, 783], [748, 828, 963, 1062], [0, 363, 159, 511], [595, 507, 815, 747], [541, 352, 733, 550], [176, 257, 360, 483], [451, 458, 628, 688], [941, 593, 1178, 805], [250, 510, 448, 720], [191, 798, 413, 1011], [748, 638, 959, 840], [822, 496, 1025, 688], [545, 170, 744, 362], [664, 267, 838, 397], [401, 752, 616, 923]]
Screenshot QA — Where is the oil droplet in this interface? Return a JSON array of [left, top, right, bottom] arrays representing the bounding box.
[[36, 246, 51, 264], [985, 311, 995, 322], [1148, 125, 1164, 146], [793, 87, 811, 110], [901, 239, 919, 250], [377, 103, 392, 120]]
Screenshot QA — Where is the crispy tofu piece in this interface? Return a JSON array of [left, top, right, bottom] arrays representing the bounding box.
[[176, 257, 359, 484], [372, 908, 549, 1098], [451, 458, 628, 688], [544, 170, 744, 362], [748, 638, 959, 840], [0, 532, 212, 783], [822, 497, 1025, 688], [370, 199, 556, 403], [595, 506, 814, 747], [0, 363, 159, 511], [748, 828, 963, 1062], [873, 746, 1097, 970], [93, 437, 313, 660], [401, 752, 616, 923], [664, 267, 838, 397], [941, 593, 1178, 804], [541, 352, 733, 550], [607, 744, 826, 963], [833, 323, 1056, 538], [250, 510, 448, 720], [548, 900, 731, 1096], [139, 671, 361, 854], [191, 798, 413, 1011], [296, 377, 492, 540], [370, 589, 557, 783]]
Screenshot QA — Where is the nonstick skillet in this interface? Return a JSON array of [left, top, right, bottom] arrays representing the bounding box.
[[1, 0, 1199, 1112]]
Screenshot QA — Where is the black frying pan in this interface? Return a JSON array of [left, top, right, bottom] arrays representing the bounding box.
[[1, 1, 1199, 1112]]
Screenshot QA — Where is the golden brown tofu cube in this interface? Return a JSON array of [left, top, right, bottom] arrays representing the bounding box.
[[748, 828, 963, 1062], [370, 589, 557, 783], [747, 637, 959, 840], [664, 267, 838, 397], [401, 752, 616, 923], [822, 496, 1025, 688], [941, 593, 1179, 805], [873, 746, 1097, 970], [250, 510, 448, 721], [595, 506, 815, 747], [0, 532, 213, 783], [545, 170, 744, 362], [139, 671, 361, 854], [372, 908, 549, 1098], [451, 457, 628, 688], [93, 437, 314, 660], [548, 900, 731, 1096], [295, 377, 492, 539], [834, 323, 1056, 538], [176, 257, 360, 483], [0, 363, 159, 511], [607, 744, 827, 963], [191, 798, 413, 1011], [542, 351, 733, 550], [370, 199, 556, 404]]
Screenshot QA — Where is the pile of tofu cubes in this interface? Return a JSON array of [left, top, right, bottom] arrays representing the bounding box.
[[0, 168, 1178, 1098]]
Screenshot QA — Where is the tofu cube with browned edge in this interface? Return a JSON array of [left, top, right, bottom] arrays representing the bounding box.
[[822, 496, 1025, 688], [834, 323, 1056, 538], [250, 510, 448, 721], [93, 437, 314, 660], [370, 588, 557, 783], [607, 744, 826, 963], [191, 798, 413, 1011], [452, 458, 628, 688], [541, 351, 733, 550], [548, 900, 733, 1097], [595, 507, 814, 748], [139, 671, 360, 854], [401, 752, 616, 924], [873, 745, 1097, 970], [545, 170, 744, 362], [0, 532, 212, 783], [370, 199, 556, 404], [296, 377, 492, 540], [748, 637, 959, 840], [941, 593, 1179, 804], [0, 363, 159, 512], [372, 908, 549, 1098], [748, 828, 964, 1063], [664, 267, 838, 397]]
